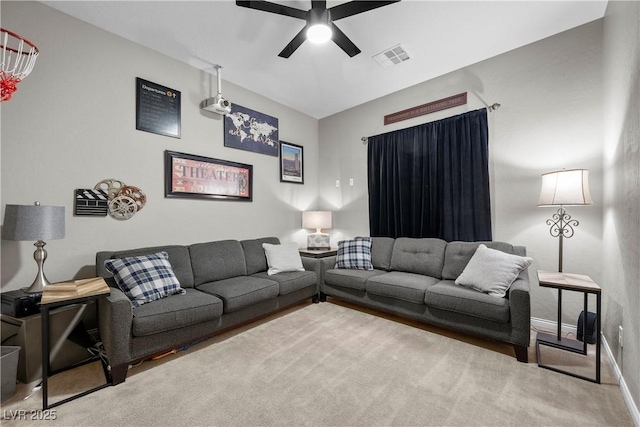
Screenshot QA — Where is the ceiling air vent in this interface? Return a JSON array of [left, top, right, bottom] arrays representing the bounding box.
[[373, 44, 411, 69]]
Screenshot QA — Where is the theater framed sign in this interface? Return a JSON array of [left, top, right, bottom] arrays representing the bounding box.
[[164, 150, 253, 201]]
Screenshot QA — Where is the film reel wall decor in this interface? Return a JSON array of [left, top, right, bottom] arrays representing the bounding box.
[[75, 179, 146, 220]]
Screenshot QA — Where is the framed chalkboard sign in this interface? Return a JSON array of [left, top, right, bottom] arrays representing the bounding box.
[[136, 78, 181, 138]]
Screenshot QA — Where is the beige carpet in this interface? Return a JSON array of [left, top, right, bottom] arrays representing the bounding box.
[[1, 301, 633, 426]]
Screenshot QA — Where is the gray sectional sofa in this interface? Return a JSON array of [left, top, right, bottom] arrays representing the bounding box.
[[319, 237, 531, 362], [96, 237, 319, 384]]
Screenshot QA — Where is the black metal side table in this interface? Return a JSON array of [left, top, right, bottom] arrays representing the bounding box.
[[535, 270, 601, 384], [40, 279, 111, 409]]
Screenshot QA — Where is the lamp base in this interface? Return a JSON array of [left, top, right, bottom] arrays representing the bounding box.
[[307, 232, 330, 251], [24, 240, 51, 294]]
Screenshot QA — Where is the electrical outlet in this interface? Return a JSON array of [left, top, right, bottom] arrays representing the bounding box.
[[619, 325, 624, 347], [335, 180, 340, 188], [349, 178, 354, 186]]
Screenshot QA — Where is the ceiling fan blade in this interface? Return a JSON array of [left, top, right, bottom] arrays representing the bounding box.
[[329, 1, 400, 21], [236, 1, 307, 20], [278, 25, 309, 58], [331, 23, 361, 57]]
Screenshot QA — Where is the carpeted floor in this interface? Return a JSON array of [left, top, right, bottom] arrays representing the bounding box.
[[1, 301, 634, 426]]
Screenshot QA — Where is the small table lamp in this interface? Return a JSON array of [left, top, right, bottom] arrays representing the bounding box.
[[2, 202, 65, 293], [537, 169, 593, 272], [302, 211, 332, 250]]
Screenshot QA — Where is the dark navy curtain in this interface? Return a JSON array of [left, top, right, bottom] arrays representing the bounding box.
[[367, 108, 492, 242]]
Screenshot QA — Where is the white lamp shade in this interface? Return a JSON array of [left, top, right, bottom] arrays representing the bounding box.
[[2, 204, 65, 241], [302, 211, 332, 230], [537, 169, 594, 206]]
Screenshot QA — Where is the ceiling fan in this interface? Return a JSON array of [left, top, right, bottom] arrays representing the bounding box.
[[236, 1, 400, 58]]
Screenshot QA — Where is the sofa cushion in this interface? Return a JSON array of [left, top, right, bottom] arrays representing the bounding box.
[[425, 280, 511, 323], [366, 272, 440, 304], [455, 244, 532, 298], [197, 276, 279, 313], [101, 245, 194, 288], [131, 288, 223, 337], [104, 251, 186, 308], [252, 270, 316, 295], [324, 268, 386, 291], [389, 238, 447, 278], [189, 240, 247, 285], [262, 243, 305, 275], [371, 237, 395, 271], [336, 237, 373, 270], [241, 237, 280, 275], [442, 241, 519, 280]]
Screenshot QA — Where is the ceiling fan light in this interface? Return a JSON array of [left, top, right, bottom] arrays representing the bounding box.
[[307, 23, 332, 44]]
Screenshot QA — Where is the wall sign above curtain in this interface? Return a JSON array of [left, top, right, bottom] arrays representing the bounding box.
[[135, 78, 181, 138], [384, 92, 467, 125], [224, 103, 279, 157]]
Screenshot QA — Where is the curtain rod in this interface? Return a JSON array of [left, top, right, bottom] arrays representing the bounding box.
[[361, 103, 501, 144]]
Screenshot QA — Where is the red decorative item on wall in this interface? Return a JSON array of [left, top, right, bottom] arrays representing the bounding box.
[[0, 28, 39, 102], [384, 93, 468, 125]]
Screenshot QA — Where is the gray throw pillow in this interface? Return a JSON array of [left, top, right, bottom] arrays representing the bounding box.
[[454, 244, 532, 298]]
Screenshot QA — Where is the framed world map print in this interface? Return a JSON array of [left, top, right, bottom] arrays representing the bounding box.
[[224, 103, 279, 156]]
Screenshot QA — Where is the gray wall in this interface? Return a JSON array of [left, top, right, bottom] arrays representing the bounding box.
[[602, 0, 640, 412], [0, 2, 319, 289], [318, 21, 604, 325]]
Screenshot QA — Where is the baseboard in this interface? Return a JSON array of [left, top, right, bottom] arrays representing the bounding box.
[[531, 316, 578, 336], [601, 333, 640, 426], [532, 317, 640, 426]]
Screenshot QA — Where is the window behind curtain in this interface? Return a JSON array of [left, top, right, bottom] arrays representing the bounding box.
[[367, 108, 492, 242]]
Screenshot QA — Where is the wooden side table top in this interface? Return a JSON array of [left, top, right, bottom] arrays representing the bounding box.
[[299, 248, 338, 258], [537, 270, 601, 293], [41, 277, 110, 306]]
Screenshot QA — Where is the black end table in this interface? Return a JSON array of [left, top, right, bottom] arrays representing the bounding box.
[[535, 270, 601, 384]]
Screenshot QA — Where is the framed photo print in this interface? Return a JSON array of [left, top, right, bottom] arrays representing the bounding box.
[[280, 141, 304, 184], [165, 150, 252, 201]]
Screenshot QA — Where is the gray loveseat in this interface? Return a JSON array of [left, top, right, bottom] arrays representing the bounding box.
[[319, 237, 531, 362], [96, 237, 319, 384]]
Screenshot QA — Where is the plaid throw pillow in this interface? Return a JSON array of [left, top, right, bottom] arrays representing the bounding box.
[[336, 237, 374, 270], [104, 251, 185, 307]]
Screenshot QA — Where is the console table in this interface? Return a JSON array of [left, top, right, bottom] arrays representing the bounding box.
[[535, 270, 601, 383]]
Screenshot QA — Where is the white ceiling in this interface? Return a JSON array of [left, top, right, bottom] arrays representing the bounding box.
[[41, 0, 607, 119]]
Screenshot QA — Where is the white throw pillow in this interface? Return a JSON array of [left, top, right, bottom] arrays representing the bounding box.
[[455, 244, 532, 298], [262, 243, 305, 275]]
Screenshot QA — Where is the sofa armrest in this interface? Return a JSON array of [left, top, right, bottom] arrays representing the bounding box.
[[508, 271, 531, 346], [302, 257, 321, 293], [319, 256, 337, 290], [98, 287, 134, 367]]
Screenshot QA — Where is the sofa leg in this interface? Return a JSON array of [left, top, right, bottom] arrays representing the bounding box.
[[312, 294, 320, 304], [110, 364, 129, 385], [319, 292, 327, 302], [514, 345, 528, 363]]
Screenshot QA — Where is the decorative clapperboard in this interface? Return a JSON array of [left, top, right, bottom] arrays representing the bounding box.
[[75, 189, 108, 216]]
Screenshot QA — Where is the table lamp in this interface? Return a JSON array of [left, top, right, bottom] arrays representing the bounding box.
[[537, 169, 593, 272], [2, 202, 65, 293], [302, 211, 332, 250]]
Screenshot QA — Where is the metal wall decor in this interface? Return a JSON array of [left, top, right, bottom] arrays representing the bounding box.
[[83, 179, 147, 220]]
